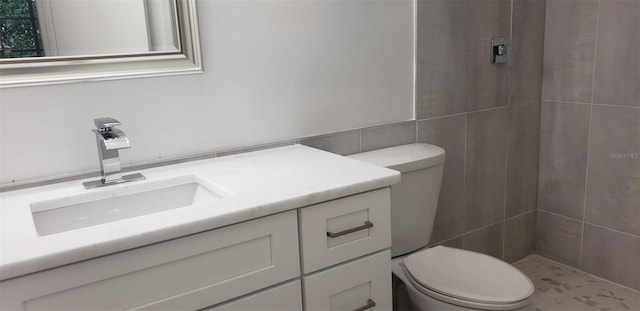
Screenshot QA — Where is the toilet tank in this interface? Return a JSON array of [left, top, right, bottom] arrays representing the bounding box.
[[348, 144, 445, 257]]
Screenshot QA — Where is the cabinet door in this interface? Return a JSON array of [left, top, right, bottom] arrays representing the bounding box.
[[0, 211, 299, 311], [303, 250, 392, 311], [300, 188, 391, 273], [204, 280, 302, 311]]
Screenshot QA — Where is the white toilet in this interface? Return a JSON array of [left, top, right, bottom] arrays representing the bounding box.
[[349, 143, 534, 310]]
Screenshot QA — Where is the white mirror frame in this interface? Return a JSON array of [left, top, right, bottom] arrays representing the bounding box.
[[0, 0, 201, 88]]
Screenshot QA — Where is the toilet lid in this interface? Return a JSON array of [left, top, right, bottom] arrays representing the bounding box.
[[403, 246, 534, 305]]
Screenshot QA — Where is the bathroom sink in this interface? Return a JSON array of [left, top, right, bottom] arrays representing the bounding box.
[[30, 175, 230, 236]]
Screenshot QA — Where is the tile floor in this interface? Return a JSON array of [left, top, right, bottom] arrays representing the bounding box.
[[514, 255, 640, 311]]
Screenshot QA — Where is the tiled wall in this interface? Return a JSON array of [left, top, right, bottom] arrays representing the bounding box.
[[301, 0, 546, 264], [416, 0, 545, 263], [537, 0, 639, 290]]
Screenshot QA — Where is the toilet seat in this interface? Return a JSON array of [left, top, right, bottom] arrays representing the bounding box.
[[403, 246, 533, 310]]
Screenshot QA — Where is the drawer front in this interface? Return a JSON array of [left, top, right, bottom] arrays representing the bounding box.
[[0, 211, 299, 311], [303, 250, 392, 311], [204, 280, 302, 311], [300, 188, 391, 273]]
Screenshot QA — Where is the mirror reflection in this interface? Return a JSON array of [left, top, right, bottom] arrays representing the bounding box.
[[0, 0, 179, 59]]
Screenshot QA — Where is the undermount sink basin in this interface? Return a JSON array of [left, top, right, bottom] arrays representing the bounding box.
[[30, 175, 230, 236]]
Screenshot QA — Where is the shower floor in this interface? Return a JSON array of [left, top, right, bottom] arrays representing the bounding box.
[[513, 255, 640, 311]]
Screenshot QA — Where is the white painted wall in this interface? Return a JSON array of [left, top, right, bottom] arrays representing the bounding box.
[[0, 0, 414, 185]]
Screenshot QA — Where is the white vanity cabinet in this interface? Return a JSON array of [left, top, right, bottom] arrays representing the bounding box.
[[304, 251, 392, 311], [300, 188, 393, 311], [0, 211, 300, 311], [0, 189, 393, 311], [204, 280, 303, 311]]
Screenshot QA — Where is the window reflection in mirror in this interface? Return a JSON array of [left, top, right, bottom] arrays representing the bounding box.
[[0, 0, 179, 59]]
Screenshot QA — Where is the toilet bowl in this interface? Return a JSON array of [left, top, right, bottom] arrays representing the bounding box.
[[392, 246, 533, 310], [348, 144, 534, 310]]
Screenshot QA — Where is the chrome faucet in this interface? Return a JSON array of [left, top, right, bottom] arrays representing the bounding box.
[[83, 117, 145, 189]]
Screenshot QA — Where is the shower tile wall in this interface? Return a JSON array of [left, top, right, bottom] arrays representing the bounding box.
[[415, 0, 545, 263], [538, 0, 640, 290]]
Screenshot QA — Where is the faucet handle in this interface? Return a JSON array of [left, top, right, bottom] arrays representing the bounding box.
[[94, 117, 121, 131]]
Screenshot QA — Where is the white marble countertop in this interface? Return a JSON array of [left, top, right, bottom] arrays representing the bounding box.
[[0, 145, 400, 281]]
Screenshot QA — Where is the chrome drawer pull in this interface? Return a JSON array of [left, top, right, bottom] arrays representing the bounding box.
[[327, 221, 374, 238], [352, 299, 376, 311]]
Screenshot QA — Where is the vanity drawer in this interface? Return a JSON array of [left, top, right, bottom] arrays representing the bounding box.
[[303, 250, 392, 311], [299, 188, 391, 273], [204, 280, 302, 311], [0, 211, 300, 311]]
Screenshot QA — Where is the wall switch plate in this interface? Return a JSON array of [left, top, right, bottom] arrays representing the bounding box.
[[491, 37, 508, 64]]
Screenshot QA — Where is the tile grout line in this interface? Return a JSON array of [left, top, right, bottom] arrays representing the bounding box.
[[579, 103, 594, 270], [507, 0, 514, 104], [417, 111, 468, 122], [433, 217, 510, 248], [537, 208, 581, 224], [468, 219, 507, 236], [417, 104, 513, 124], [584, 222, 640, 239], [462, 0, 469, 250], [536, 100, 544, 258], [505, 209, 536, 222], [412, 0, 417, 121], [542, 100, 592, 105], [579, 0, 601, 270], [462, 113, 468, 248], [507, 100, 541, 109], [591, 103, 640, 109], [466, 105, 508, 116], [590, 0, 601, 105], [502, 0, 514, 261], [415, 101, 541, 124], [502, 106, 510, 258]]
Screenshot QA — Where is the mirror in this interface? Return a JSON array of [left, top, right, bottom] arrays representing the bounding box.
[[0, 0, 201, 87], [1, 0, 179, 58]]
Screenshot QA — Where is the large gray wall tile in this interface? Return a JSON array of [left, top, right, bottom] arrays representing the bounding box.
[[418, 115, 466, 243], [535, 0, 640, 286], [541, 0, 598, 103], [538, 102, 590, 219], [593, 0, 640, 107], [463, 222, 504, 260], [299, 130, 361, 156], [505, 211, 536, 263], [416, 0, 467, 118], [510, 0, 546, 106], [585, 106, 640, 235], [466, 0, 511, 111], [361, 121, 416, 152], [582, 224, 640, 290], [465, 108, 507, 230], [536, 211, 582, 267], [506, 102, 540, 218]]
